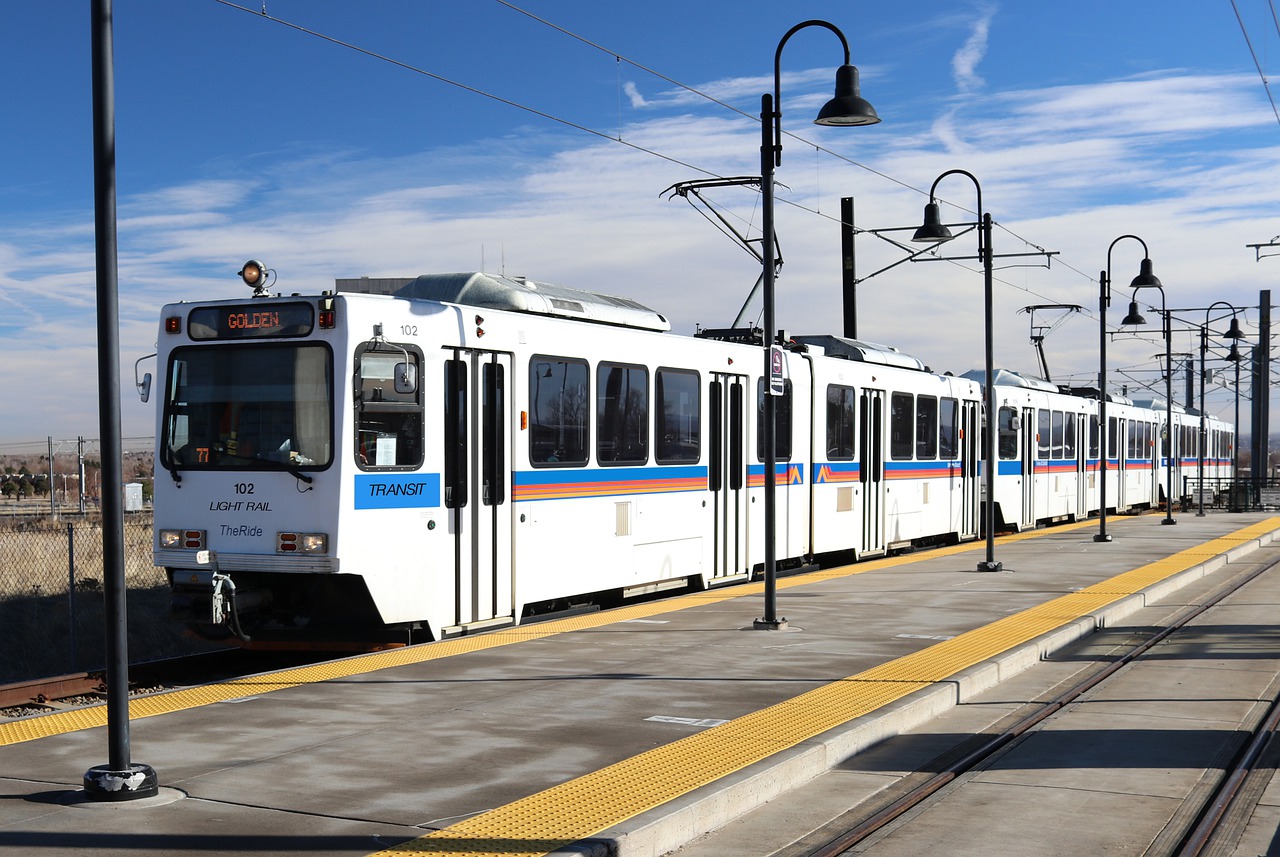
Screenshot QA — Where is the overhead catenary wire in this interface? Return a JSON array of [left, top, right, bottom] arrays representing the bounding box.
[[1232, 0, 1280, 127]]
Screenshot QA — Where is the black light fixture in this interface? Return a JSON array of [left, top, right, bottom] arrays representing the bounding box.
[[814, 64, 880, 126], [1121, 300, 1147, 326], [912, 202, 951, 243], [755, 20, 878, 631], [1132, 257, 1162, 288], [1225, 316, 1246, 340]]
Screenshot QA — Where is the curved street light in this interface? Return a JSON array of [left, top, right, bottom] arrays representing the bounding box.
[[912, 170, 1001, 572], [1096, 236, 1162, 543], [756, 20, 879, 631], [1197, 302, 1247, 516], [1120, 282, 1177, 525]]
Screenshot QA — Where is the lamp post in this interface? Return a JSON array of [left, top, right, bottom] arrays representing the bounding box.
[[755, 20, 880, 631], [1120, 286, 1177, 525], [912, 170, 1001, 572], [1096, 236, 1162, 543], [1197, 302, 1246, 516]]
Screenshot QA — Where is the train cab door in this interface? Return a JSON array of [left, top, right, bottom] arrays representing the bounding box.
[[859, 388, 887, 555], [960, 400, 979, 539], [443, 349, 515, 632], [709, 374, 749, 581], [1020, 406, 1036, 528]]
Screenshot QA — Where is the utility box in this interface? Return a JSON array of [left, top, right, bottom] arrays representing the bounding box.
[[124, 482, 143, 512]]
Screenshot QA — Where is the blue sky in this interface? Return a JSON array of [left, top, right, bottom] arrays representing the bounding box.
[[3, 1, 1280, 445]]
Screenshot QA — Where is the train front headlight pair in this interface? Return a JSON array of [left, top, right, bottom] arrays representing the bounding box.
[[277, 532, 328, 554], [160, 529, 205, 549]]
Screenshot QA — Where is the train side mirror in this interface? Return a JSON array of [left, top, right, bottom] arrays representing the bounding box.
[[394, 362, 417, 395]]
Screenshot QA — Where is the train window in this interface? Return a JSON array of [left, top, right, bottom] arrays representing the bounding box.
[[1050, 411, 1064, 459], [1037, 410, 1051, 460], [997, 407, 1018, 460], [1126, 421, 1137, 460], [1089, 416, 1099, 459], [939, 398, 958, 459], [756, 379, 793, 461], [354, 344, 424, 470], [1064, 413, 1076, 459], [530, 356, 590, 466], [162, 343, 333, 472], [598, 362, 649, 465], [916, 396, 938, 460], [826, 385, 856, 460], [1108, 417, 1118, 461], [656, 368, 700, 464], [889, 393, 914, 460]]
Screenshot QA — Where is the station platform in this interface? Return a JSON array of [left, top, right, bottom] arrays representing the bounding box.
[[1, 511, 1278, 857]]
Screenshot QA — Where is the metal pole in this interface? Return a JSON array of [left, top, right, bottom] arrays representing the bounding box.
[[1163, 302, 1176, 525], [980, 212, 1001, 571], [1095, 270, 1111, 542], [48, 436, 56, 519], [67, 523, 78, 673], [1198, 326, 1207, 516], [1234, 358, 1242, 510], [83, 0, 158, 800], [756, 91, 783, 630], [841, 196, 856, 339]]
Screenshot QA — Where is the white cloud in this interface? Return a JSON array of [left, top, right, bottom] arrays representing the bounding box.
[[952, 5, 995, 95]]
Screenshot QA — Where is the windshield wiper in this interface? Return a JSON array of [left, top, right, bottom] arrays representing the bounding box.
[[214, 452, 315, 484]]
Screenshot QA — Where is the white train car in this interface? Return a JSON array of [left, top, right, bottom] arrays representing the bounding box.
[[800, 336, 982, 558], [153, 270, 983, 645], [982, 373, 1236, 530]]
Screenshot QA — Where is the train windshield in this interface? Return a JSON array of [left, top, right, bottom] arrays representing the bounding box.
[[161, 343, 333, 471]]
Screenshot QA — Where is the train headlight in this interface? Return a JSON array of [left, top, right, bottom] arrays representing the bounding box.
[[277, 532, 328, 554], [160, 529, 205, 549]]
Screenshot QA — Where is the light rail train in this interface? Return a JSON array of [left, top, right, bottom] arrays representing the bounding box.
[[149, 267, 1233, 645]]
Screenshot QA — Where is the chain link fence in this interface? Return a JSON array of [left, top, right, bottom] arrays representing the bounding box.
[[0, 514, 216, 683]]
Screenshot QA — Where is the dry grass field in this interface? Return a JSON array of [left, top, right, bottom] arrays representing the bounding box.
[[0, 513, 220, 683]]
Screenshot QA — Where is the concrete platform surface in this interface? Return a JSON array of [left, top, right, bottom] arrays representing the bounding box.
[[0, 511, 1276, 857]]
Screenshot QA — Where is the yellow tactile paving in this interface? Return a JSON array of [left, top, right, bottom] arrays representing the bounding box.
[[366, 517, 1280, 857]]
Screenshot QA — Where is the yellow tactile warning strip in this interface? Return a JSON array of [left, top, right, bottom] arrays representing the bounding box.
[[365, 517, 1280, 857], [0, 517, 1097, 748]]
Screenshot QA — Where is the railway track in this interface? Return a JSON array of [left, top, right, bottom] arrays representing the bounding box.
[[754, 549, 1280, 857]]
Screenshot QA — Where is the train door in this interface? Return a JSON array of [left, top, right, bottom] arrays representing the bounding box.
[[1114, 417, 1129, 512], [859, 388, 886, 555], [1157, 422, 1167, 511], [1075, 413, 1088, 520], [708, 374, 749, 581], [960, 400, 979, 539], [1020, 406, 1036, 528], [443, 349, 514, 632]]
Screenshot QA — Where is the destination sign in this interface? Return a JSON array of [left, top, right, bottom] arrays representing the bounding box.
[[188, 303, 314, 340]]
